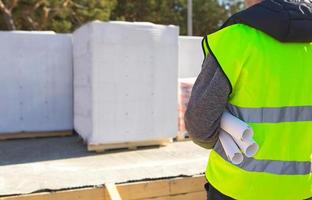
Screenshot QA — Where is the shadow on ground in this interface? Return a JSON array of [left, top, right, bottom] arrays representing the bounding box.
[[0, 135, 164, 166], [0, 135, 96, 166]]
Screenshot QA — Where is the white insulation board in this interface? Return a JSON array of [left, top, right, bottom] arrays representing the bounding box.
[[0, 31, 73, 133], [73, 21, 179, 144], [178, 36, 203, 78]]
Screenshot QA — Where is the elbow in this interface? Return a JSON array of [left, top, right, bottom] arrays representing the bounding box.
[[184, 110, 220, 142], [184, 109, 217, 141], [185, 111, 220, 149], [184, 108, 195, 136]]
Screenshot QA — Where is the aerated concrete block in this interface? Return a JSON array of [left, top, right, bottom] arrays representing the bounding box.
[[73, 21, 179, 144], [178, 36, 203, 78], [0, 31, 73, 133]]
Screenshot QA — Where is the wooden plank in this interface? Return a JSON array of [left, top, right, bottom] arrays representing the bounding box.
[[170, 175, 206, 194], [0, 187, 106, 200], [169, 191, 206, 200], [144, 191, 207, 200], [105, 183, 122, 200], [0, 176, 206, 200], [118, 179, 169, 200], [87, 139, 173, 153], [0, 130, 73, 141], [117, 175, 206, 200]]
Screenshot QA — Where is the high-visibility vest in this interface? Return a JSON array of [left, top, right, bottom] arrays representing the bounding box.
[[202, 24, 312, 200]]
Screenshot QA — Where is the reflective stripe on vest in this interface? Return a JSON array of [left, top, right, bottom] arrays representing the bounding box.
[[214, 140, 311, 175], [227, 104, 312, 123], [220, 104, 312, 175]]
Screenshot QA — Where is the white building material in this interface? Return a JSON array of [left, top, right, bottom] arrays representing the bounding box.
[[219, 130, 243, 165], [221, 112, 254, 141], [0, 31, 73, 134], [73, 21, 179, 144], [232, 136, 259, 158], [178, 36, 203, 78], [220, 112, 259, 158]]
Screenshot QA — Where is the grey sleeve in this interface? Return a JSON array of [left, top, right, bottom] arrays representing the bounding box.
[[184, 55, 231, 149]]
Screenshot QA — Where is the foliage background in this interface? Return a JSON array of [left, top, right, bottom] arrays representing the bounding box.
[[0, 0, 244, 36]]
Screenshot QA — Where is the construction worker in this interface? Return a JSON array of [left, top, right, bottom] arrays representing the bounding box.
[[184, 0, 312, 199]]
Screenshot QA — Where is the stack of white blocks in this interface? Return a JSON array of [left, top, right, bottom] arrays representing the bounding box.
[[177, 36, 203, 137], [0, 31, 73, 134], [178, 36, 203, 78], [73, 21, 179, 145]]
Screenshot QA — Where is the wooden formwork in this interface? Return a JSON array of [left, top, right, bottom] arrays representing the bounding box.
[[0, 176, 207, 200]]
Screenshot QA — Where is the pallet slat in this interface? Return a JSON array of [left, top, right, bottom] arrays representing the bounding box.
[[0, 131, 73, 141], [176, 132, 190, 141], [87, 139, 173, 153]]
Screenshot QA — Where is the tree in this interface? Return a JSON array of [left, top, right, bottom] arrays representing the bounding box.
[[110, 0, 187, 34], [110, 0, 244, 36], [223, 0, 245, 17], [0, 0, 243, 34], [193, 0, 244, 36], [0, 0, 116, 32], [0, 0, 18, 30], [192, 0, 228, 35]]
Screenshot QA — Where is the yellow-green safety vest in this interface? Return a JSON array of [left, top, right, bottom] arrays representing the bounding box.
[[202, 24, 312, 200]]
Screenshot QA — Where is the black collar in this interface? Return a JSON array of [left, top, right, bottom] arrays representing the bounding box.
[[221, 0, 312, 42]]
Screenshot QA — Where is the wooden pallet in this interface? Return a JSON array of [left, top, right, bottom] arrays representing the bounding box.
[[176, 131, 190, 141], [0, 130, 73, 141], [0, 175, 207, 200], [87, 139, 173, 153]]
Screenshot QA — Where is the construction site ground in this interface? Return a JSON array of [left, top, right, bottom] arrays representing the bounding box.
[[0, 135, 209, 199]]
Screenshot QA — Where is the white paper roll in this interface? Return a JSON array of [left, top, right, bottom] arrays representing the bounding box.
[[221, 112, 253, 141], [232, 137, 259, 157], [219, 130, 244, 165]]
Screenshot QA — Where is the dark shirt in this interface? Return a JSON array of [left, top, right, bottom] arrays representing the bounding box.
[[184, 55, 230, 149]]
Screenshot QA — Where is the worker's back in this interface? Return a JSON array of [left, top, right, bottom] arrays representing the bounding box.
[[202, 0, 312, 199]]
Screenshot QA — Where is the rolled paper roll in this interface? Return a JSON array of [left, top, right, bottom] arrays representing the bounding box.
[[233, 137, 259, 158], [219, 129, 244, 165], [220, 112, 253, 141]]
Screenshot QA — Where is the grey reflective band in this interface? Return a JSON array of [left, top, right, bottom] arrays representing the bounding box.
[[227, 104, 312, 123], [214, 141, 311, 175]]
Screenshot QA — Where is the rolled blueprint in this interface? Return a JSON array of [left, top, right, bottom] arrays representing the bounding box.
[[219, 129, 243, 165], [232, 137, 259, 158], [221, 112, 253, 141]]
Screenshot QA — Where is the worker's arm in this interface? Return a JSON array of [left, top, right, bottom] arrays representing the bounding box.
[[184, 55, 231, 149]]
